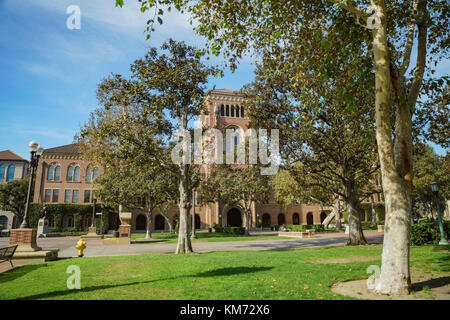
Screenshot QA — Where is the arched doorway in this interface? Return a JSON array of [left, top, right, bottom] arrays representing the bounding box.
[[262, 214, 271, 228], [195, 214, 201, 229], [292, 213, 300, 225], [155, 214, 165, 230], [0, 215, 8, 229], [136, 214, 146, 230], [227, 208, 242, 227], [277, 213, 285, 225], [306, 212, 314, 225], [320, 212, 327, 223]]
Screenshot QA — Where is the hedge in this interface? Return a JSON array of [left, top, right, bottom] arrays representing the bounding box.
[[286, 224, 325, 232], [27, 203, 114, 234], [410, 220, 450, 246], [214, 227, 246, 235]]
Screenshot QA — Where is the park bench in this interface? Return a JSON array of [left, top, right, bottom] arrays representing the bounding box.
[[0, 245, 18, 268]]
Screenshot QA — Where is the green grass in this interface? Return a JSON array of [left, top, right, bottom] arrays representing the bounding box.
[[129, 232, 290, 243], [1, 244, 448, 300]]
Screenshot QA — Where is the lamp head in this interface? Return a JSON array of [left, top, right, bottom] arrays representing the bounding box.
[[28, 141, 39, 153], [430, 181, 439, 195], [36, 146, 44, 156]]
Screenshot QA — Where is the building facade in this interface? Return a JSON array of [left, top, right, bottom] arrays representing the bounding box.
[[0, 150, 29, 230]]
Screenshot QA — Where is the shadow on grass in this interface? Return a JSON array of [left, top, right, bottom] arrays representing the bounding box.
[[0, 263, 48, 283], [14, 266, 273, 300]]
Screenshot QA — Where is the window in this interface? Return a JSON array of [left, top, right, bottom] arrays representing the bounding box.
[[74, 167, 80, 182], [220, 104, 225, 116], [236, 105, 240, 118], [72, 190, 79, 203], [55, 166, 61, 181], [0, 164, 5, 182], [241, 106, 244, 118], [226, 105, 230, 117], [67, 166, 74, 181], [47, 165, 54, 181], [6, 165, 15, 182], [44, 189, 51, 202], [67, 164, 80, 182], [93, 168, 99, 180], [84, 190, 91, 203], [52, 189, 59, 202], [86, 167, 92, 182], [64, 190, 71, 203], [231, 105, 235, 117]]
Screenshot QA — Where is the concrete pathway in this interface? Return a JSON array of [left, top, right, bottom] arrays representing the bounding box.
[[0, 231, 384, 271]]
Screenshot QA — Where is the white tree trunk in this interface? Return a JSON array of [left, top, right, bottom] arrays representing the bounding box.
[[368, 1, 412, 295], [175, 163, 193, 254], [145, 211, 152, 239]]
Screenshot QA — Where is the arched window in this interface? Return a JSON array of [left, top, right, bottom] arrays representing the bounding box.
[[226, 105, 230, 117], [67, 166, 74, 181], [262, 214, 271, 228], [74, 167, 80, 182], [0, 164, 5, 182], [320, 212, 327, 223], [93, 168, 99, 180], [6, 165, 15, 182], [236, 105, 240, 118], [47, 165, 54, 181], [241, 106, 245, 118], [225, 125, 241, 154], [86, 167, 92, 182], [278, 213, 285, 225], [220, 104, 225, 116], [47, 164, 61, 181], [55, 166, 61, 181], [306, 212, 314, 225], [231, 105, 235, 117], [293, 213, 300, 225]]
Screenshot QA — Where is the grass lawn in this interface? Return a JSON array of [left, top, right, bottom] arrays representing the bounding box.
[[128, 232, 291, 243], [1, 244, 448, 300]]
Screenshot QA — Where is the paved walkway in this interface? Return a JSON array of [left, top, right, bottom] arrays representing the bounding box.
[[0, 231, 383, 272]]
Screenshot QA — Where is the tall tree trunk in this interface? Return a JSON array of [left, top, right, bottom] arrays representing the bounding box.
[[371, 194, 377, 228], [368, 0, 412, 295], [336, 196, 342, 232], [145, 211, 152, 239], [243, 209, 250, 236], [343, 183, 367, 245], [175, 163, 193, 254]]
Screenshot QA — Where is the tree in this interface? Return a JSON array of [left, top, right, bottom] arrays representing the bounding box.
[[411, 143, 449, 220], [198, 164, 270, 235], [244, 62, 378, 245], [114, 0, 448, 295], [78, 39, 217, 254], [95, 161, 178, 239], [0, 176, 30, 223]]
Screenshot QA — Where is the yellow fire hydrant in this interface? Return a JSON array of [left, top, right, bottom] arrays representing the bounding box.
[[75, 238, 86, 257]]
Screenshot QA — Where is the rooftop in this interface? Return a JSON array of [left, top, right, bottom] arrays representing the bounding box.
[[0, 150, 28, 162], [44, 143, 79, 155]]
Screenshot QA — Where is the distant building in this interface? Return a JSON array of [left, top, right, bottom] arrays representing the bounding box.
[[0, 150, 29, 230]]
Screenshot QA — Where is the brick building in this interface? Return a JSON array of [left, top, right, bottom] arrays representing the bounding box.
[[0, 150, 29, 230], [32, 89, 384, 233]]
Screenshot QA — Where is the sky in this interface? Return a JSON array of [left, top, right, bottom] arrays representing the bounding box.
[[0, 0, 256, 159], [0, 0, 447, 159]]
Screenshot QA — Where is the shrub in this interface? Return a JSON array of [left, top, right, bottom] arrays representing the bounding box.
[[271, 224, 279, 231], [221, 227, 246, 235], [286, 224, 326, 232], [410, 220, 450, 246]]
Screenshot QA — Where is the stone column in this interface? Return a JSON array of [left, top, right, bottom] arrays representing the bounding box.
[[10, 228, 42, 252]]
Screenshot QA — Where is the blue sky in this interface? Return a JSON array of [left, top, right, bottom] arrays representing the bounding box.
[[0, 0, 447, 159], [0, 0, 256, 159]]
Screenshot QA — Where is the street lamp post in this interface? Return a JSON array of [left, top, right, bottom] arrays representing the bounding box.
[[20, 141, 43, 229], [91, 196, 97, 232], [430, 181, 448, 245]]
